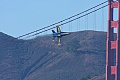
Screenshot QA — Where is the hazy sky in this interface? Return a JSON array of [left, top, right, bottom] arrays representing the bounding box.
[[0, 0, 108, 37]]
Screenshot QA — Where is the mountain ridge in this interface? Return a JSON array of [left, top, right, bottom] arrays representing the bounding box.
[[0, 30, 106, 80]]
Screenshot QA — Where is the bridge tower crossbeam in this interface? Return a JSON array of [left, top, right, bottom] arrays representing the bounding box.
[[106, 0, 120, 80]]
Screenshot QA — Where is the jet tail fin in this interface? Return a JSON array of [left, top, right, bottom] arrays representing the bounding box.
[[52, 30, 56, 42], [52, 36, 55, 42], [52, 30, 56, 33], [58, 37, 61, 46]]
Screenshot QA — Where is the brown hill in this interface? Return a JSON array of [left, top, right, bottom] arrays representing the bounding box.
[[0, 30, 106, 80]]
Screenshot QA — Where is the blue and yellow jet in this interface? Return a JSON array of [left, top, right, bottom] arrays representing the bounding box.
[[52, 24, 70, 46]]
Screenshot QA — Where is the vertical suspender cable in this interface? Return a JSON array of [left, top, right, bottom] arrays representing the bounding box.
[[69, 19, 71, 32], [93, 7, 96, 31], [77, 15, 80, 32], [79, 18, 81, 31], [94, 9, 96, 31], [71, 21, 72, 32], [85, 15, 88, 30], [78, 18, 81, 40], [77, 18, 78, 32], [46, 31, 47, 45], [102, 6, 105, 32]]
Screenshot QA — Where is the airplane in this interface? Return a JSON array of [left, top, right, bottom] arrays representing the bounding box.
[[52, 24, 70, 46]]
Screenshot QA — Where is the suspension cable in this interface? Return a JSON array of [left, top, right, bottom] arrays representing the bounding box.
[[23, 4, 108, 39], [17, 1, 108, 39], [0, 1, 109, 45]]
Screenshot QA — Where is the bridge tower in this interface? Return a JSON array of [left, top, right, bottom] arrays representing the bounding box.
[[106, 0, 120, 80]]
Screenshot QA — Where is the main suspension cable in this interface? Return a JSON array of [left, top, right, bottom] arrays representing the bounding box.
[[23, 4, 108, 39], [17, 1, 108, 39], [0, 1, 109, 45]]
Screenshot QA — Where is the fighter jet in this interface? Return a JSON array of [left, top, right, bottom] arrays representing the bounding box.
[[52, 24, 70, 46]]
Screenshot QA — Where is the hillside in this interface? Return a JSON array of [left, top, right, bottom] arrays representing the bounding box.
[[0, 30, 106, 80]]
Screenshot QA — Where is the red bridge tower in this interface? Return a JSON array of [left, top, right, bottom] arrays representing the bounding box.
[[106, 0, 120, 80]]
